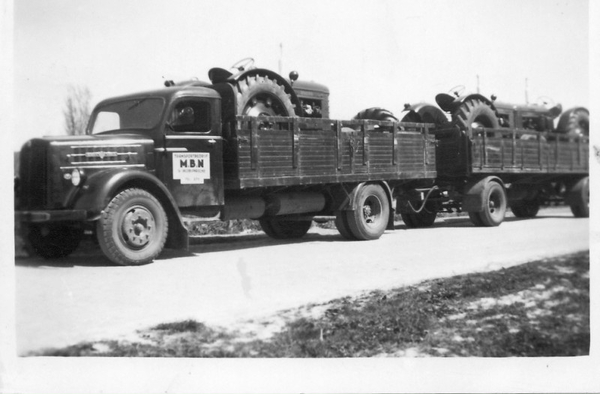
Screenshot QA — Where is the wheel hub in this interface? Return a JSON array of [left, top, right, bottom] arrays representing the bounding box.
[[122, 206, 155, 249], [363, 205, 373, 223], [362, 196, 382, 225]]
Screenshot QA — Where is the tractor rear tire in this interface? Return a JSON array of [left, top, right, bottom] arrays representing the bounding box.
[[400, 103, 450, 128], [236, 74, 296, 117], [453, 98, 499, 132], [259, 218, 312, 239], [353, 107, 398, 122], [556, 108, 589, 137]]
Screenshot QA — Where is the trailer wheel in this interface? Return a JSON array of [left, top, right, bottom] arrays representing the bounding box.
[[345, 184, 390, 240], [567, 177, 589, 218], [511, 199, 540, 218], [453, 98, 499, 132], [25, 222, 83, 259], [334, 212, 357, 240], [236, 74, 296, 118], [469, 181, 507, 227], [259, 218, 312, 239], [97, 188, 168, 266], [401, 207, 437, 228], [353, 107, 398, 122]]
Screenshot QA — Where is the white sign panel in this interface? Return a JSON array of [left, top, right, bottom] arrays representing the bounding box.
[[173, 152, 210, 184]]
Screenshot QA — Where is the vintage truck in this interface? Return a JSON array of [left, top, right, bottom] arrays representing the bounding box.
[[14, 59, 589, 265]]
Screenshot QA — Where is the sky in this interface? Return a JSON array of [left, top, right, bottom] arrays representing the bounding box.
[[8, 0, 591, 151]]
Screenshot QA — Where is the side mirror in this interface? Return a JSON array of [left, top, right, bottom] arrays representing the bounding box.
[[289, 71, 299, 86]]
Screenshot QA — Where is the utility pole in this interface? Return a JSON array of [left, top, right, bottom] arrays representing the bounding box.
[[476, 75, 480, 94]]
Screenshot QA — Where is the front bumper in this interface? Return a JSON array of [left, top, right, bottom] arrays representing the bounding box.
[[15, 209, 87, 223]]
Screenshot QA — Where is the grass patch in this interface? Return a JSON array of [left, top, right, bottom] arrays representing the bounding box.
[[32, 252, 589, 357]]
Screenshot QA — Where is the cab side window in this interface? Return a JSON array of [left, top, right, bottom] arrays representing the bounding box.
[[169, 100, 211, 133]]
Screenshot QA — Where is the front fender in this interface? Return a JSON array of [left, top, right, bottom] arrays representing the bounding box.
[[72, 168, 166, 214], [72, 168, 188, 250]]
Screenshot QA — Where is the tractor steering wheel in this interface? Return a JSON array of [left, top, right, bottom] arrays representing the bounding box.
[[448, 85, 466, 97], [536, 96, 556, 107], [231, 57, 255, 72]]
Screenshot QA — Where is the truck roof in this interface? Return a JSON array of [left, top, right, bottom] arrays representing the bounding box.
[[94, 85, 222, 108]]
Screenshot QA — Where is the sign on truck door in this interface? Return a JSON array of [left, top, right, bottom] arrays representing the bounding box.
[[158, 97, 224, 209]]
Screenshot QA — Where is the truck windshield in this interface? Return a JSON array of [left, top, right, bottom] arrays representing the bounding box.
[[90, 97, 165, 134]]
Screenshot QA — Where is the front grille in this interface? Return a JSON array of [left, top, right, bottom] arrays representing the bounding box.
[[19, 142, 48, 209], [66, 145, 141, 165]]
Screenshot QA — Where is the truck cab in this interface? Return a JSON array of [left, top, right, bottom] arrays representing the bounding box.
[[16, 85, 226, 264]]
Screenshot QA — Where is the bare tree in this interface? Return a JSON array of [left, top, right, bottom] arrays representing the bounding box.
[[63, 85, 92, 135]]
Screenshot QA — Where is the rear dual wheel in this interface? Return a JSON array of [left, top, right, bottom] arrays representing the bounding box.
[[469, 181, 507, 227], [568, 177, 589, 218], [335, 184, 390, 240], [401, 204, 437, 228], [259, 218, 312, 239], [511, 199, 540, 218]]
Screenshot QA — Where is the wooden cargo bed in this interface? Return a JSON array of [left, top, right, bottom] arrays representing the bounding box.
[[224, 116, 437, 189], [433, 127, 589, 178]]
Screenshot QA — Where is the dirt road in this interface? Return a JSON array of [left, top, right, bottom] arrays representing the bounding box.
[[15, 207, 589, 354]]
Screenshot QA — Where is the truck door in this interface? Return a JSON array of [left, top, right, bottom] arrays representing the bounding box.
[[157, 97, 224, 209]]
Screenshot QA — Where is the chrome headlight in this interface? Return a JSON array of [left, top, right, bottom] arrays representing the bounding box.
[[64, 168, 84, 186], [71, 169, 82, 186]]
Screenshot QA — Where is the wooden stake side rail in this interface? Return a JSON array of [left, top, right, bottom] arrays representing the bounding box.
[[224, 116, 437, 189], [432, 127, 589, 176]]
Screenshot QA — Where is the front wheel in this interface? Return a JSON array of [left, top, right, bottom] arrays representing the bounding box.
[[25, 222, 83, 259], [97, 188, 168, 266], [469, 181, 507, 227], [259, 218, 312, 239], [345, 184, 390, 240]]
